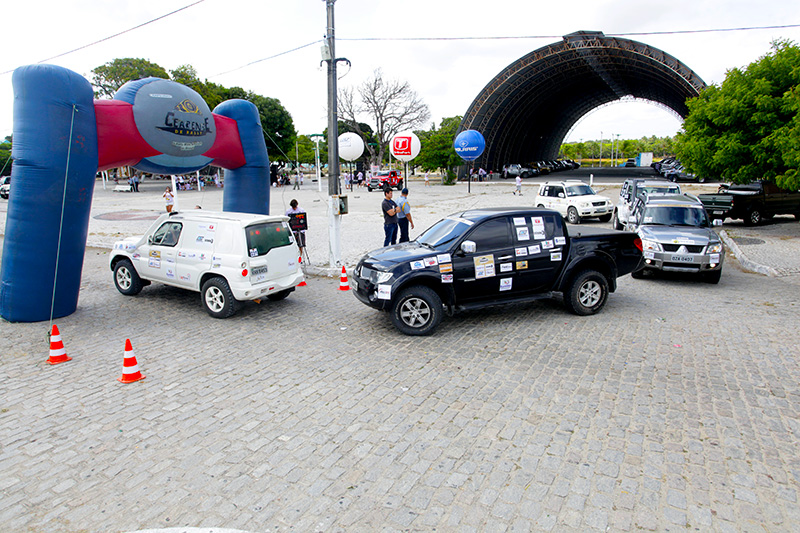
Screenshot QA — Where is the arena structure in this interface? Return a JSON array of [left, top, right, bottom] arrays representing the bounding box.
[[459, 31, 707, 169]]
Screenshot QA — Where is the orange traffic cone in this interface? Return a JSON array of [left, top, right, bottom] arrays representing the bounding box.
[[339, 266, 350, 291], [47, 324, 71, 365], [118, 339, 145, 383]]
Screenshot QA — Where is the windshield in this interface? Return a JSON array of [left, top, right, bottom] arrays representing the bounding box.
[[642, 206, 709, 227], [640, 185, 680, 196], [417, 217, 472, 250], [566, 185, 595, 197]]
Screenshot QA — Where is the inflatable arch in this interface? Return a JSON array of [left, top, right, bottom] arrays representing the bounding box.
[[0, 64, 272, 322]]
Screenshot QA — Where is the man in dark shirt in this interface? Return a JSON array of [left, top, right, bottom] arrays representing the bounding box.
[[381, 188, 400, 247]]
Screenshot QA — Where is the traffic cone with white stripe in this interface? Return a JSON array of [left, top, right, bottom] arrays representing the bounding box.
[[118, 339, 145, 383], [339, 266, 349, 291], [47, 324, 71, 365]]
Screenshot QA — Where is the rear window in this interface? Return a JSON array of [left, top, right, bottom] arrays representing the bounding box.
[[246, 222, 292, 257]]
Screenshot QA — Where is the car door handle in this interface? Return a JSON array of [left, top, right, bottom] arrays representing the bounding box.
[[497, 255, 513, 261]]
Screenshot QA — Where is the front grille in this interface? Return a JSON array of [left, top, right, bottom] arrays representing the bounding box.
[[662, 244, 704, 253], [592, 201, 606, 207]]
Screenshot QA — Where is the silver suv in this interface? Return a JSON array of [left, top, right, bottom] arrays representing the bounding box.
[[626, 194, 724, 283]]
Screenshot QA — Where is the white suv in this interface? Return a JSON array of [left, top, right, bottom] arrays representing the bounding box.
[[534, 181, 613, 224], [109, 210, 305, 318]]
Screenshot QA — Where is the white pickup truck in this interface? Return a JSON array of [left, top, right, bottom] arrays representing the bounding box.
[[109, 210, 305, 318]]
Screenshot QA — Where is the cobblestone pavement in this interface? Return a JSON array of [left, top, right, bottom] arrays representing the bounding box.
[[1, 178, 800, 532], [720, 218, 800, 277]]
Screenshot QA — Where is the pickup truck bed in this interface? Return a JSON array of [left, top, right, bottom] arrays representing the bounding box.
[[699, 181, 800, 225]]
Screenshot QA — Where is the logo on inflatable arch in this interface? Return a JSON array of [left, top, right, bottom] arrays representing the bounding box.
[[131, 79, 216, 157]]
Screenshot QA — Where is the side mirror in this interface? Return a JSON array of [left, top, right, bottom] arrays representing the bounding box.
[[147, 236, 154, 245], [461, 240, 476, 254], [713, 218, 723, 226], [558, 193, 565, 198]]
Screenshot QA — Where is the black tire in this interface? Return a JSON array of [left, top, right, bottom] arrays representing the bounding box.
[[113, 259, 144, 295], [567, 207, 581, 225], [521, 171, 530, 179], [397, 184, 403, 191], [390, 285, 443, 336], [537, 204, 545, 209], [266, 289, 292, 301], [564, 270, 609, 316], [611, 211, 623, 230], [744, 207, 763, 226], [598, 213, 612, 223], [201, 277, 238, 318], [703, 269, 722, 284], [367, 186, 373, 192]]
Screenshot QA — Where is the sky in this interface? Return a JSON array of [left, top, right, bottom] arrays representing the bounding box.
[[2, 0, 799, 148]]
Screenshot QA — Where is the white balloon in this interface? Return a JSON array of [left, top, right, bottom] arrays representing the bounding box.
[[338, 132, 365, 161], [390, 131, 421, 162]]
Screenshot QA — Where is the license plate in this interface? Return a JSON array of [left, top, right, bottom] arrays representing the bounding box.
[[251, 265, 268, 276], [670, 255, 695, 263]]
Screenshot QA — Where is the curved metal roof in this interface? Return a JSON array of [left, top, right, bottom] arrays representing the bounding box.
[[459, 31, 706, 170]]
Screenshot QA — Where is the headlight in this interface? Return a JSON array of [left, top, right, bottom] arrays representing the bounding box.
[[641, 239, 663, 252], [706, 242, 722, 254], [371, 271, 394, 284], [579, 202, 590, 208]]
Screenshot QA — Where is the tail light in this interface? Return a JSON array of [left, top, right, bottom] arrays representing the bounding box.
[[633, 237, 643, 252], [298, 256, 302, 264], [241, 269, 248, 277]]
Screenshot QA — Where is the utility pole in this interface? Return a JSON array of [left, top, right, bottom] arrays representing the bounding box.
[[324, 0, 342, 268]]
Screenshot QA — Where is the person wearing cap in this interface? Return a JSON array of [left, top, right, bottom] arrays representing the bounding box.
[[396, 188, 415, 243]]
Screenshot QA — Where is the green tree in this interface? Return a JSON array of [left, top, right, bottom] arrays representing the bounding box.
[[92, 58, 169, 98], [676, 40, 800, 187], [0, 135, 11, 176], [415, 116, 463, 174]]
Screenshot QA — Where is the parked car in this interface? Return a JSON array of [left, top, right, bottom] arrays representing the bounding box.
[[0, 177, 9, 199], [612, 178, 681, 230], [367, 170, 403, 191], [698, 180, 800, 225], [624, 159, 636, 167], [109, 210, 305, 318], [626, 194, 724, 283], [503, 164, 537, 179], [352, 207, 644, 335], [534, 180, 613, 224]]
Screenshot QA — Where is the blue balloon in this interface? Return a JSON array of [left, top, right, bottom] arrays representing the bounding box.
[[454, 129, 486, 161]]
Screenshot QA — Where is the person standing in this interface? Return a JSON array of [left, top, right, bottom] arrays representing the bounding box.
[[424, 172, 430, 187], [513, 175, 523, 196], [293, 171, 301, 190], [163, 186, 175, 212], [132, 173, 140, 192], [285, 199, 307, 251], [381, 188, 400, 247], [396, 188, 415, 243]]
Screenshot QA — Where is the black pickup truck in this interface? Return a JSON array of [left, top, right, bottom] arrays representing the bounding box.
[[699, 181, 800, 225], [352, 208, 644, 335]]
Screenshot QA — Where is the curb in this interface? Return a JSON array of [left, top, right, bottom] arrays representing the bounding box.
[[719, 229, 779, 277]]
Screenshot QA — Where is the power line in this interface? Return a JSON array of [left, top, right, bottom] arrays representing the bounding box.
[[209, 40, 323, 78], [337, 23, 800, 42], [0, 0, 207, 76], [212, 23, 800, 77]]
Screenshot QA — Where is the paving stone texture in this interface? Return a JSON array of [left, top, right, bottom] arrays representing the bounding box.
[[1, 178, 799, 532]]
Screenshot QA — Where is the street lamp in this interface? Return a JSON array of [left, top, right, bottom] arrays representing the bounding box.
[[310, 133, 324, 192]]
